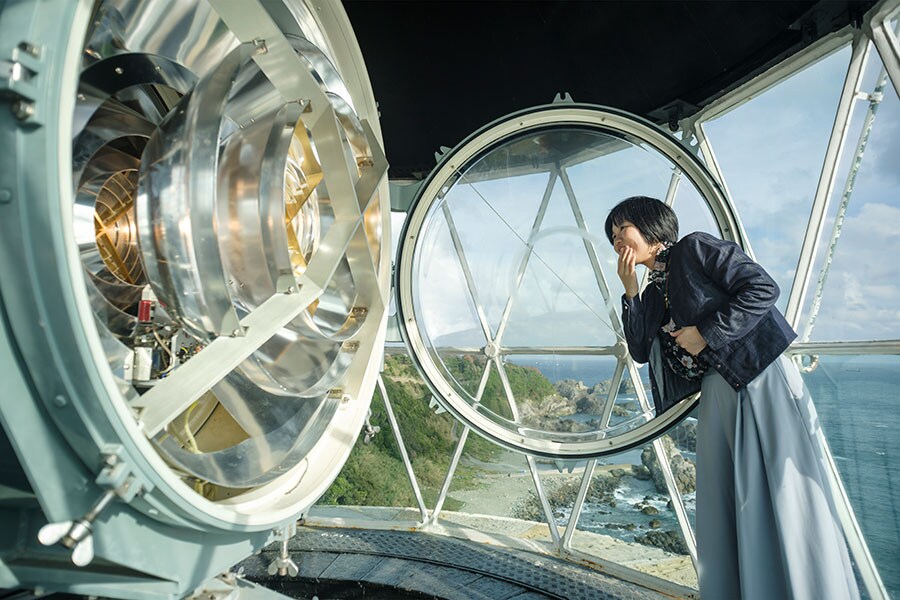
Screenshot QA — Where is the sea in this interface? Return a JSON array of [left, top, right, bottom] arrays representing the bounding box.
[[510, 355, 900, 598]]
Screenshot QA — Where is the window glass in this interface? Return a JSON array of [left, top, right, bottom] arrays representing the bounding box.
[[797, 47, 900, 341], [701, 46, 851, 312], [801, 355, 900, 598]]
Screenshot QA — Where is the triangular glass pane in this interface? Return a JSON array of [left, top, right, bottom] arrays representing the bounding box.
[[566, 140, 675, 233], [413, 204, 487, 350], [439, 181, 543, 338], [565, 436, 697, 589], [672, 176, 719, 237], [501, 236, 618, 348], [797, 49, 900, 341], [461, 171, 554, 242], [702, 44, 852, 313], [317, 356, 453, 512], [441, 444, 545, 537]]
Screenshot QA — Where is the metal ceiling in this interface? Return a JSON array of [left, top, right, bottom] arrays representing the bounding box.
[[343, 0, 877, 179]]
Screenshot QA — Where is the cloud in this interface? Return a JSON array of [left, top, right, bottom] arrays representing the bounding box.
[[803, 202, 900, 340]]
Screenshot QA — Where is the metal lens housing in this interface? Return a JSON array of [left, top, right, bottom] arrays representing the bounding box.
[[0, 5, 389, 592]]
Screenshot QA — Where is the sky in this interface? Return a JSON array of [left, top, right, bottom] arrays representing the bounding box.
[[703, 43, 900, 341], [393, 38, 900, 348]]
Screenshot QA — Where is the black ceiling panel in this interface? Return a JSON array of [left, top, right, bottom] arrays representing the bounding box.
[[344, 1, 875, 179]]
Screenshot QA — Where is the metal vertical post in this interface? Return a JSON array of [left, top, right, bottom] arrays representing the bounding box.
[[784, 34, 870, 328], [376, 375, 429, 522], [561, 459, 597, 550], [427, 362, 492, 524]]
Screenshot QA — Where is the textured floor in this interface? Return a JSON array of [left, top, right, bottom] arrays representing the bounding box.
[[239, 527, 676, 600]]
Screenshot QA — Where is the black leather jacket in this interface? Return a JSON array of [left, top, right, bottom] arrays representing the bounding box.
[[621, 232, 797, 413]]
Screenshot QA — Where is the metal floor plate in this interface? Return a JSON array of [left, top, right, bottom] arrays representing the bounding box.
[[239, 526, 676, 600]]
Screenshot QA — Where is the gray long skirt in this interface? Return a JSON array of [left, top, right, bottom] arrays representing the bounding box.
[[696, 355, 860, 599]]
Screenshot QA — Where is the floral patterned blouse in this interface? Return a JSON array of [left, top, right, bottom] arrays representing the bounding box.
[[648, 246, 709, 381]]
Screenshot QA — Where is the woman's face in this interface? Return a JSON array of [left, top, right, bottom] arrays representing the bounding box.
[[611, 220, 659, 267]]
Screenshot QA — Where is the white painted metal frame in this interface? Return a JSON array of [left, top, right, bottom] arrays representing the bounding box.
[[801, 67, 890, 343], [783, 33, 871, 330], [865, 0, 900, 97]]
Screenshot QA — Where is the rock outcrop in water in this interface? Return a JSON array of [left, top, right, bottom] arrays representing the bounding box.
[[670, 419, 697, 452], [555, 378, 639, 416], [511, 472, 623, 521], [635, 529, 690, 555], [640, 435, 696, 494]]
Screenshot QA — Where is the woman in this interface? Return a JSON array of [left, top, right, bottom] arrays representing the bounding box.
[[606, 196, 859, 599]]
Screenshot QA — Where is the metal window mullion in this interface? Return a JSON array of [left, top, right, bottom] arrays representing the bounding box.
[[441, 203, 494, 342], [492, 358, 561, 545], [561, 459, 597, 550], [802, 69, 889, 342], [557, 167, 623, 331], [598, 359, 627, 428], [786, 339, 900, 355], [493, 356, 522, 422], [626, 358, 699, 568], [426, 427, 471, 526], [377, 375, 428, 523], [494, 171, 558, 343], [428, 360, 492, 524], [693, 123, 753, 252], [525, 454, 562, 547], [784, 34, 870, 328], [663, 167, 682, 206], [134, 282, 323, 436]]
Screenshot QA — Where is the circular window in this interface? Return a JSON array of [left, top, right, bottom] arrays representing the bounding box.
[[396, 104, 740, 458]]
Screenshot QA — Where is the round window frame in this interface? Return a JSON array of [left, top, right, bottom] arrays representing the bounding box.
[[395, 103, 743, 458]]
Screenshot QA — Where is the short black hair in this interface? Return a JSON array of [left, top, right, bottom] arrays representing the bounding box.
[[604, 196, 679, 246]]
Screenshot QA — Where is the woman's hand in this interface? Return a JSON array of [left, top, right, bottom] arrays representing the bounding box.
[[669, 326, 708, 355], [617, 246, 640, 298]]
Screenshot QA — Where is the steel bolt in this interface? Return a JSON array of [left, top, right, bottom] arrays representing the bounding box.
[[0, 189, 12, 204], [18, 42, 40, 58], [10, 100, 35, 121]]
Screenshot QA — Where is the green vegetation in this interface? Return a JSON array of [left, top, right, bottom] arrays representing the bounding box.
[[319, 353, 558, 507]]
